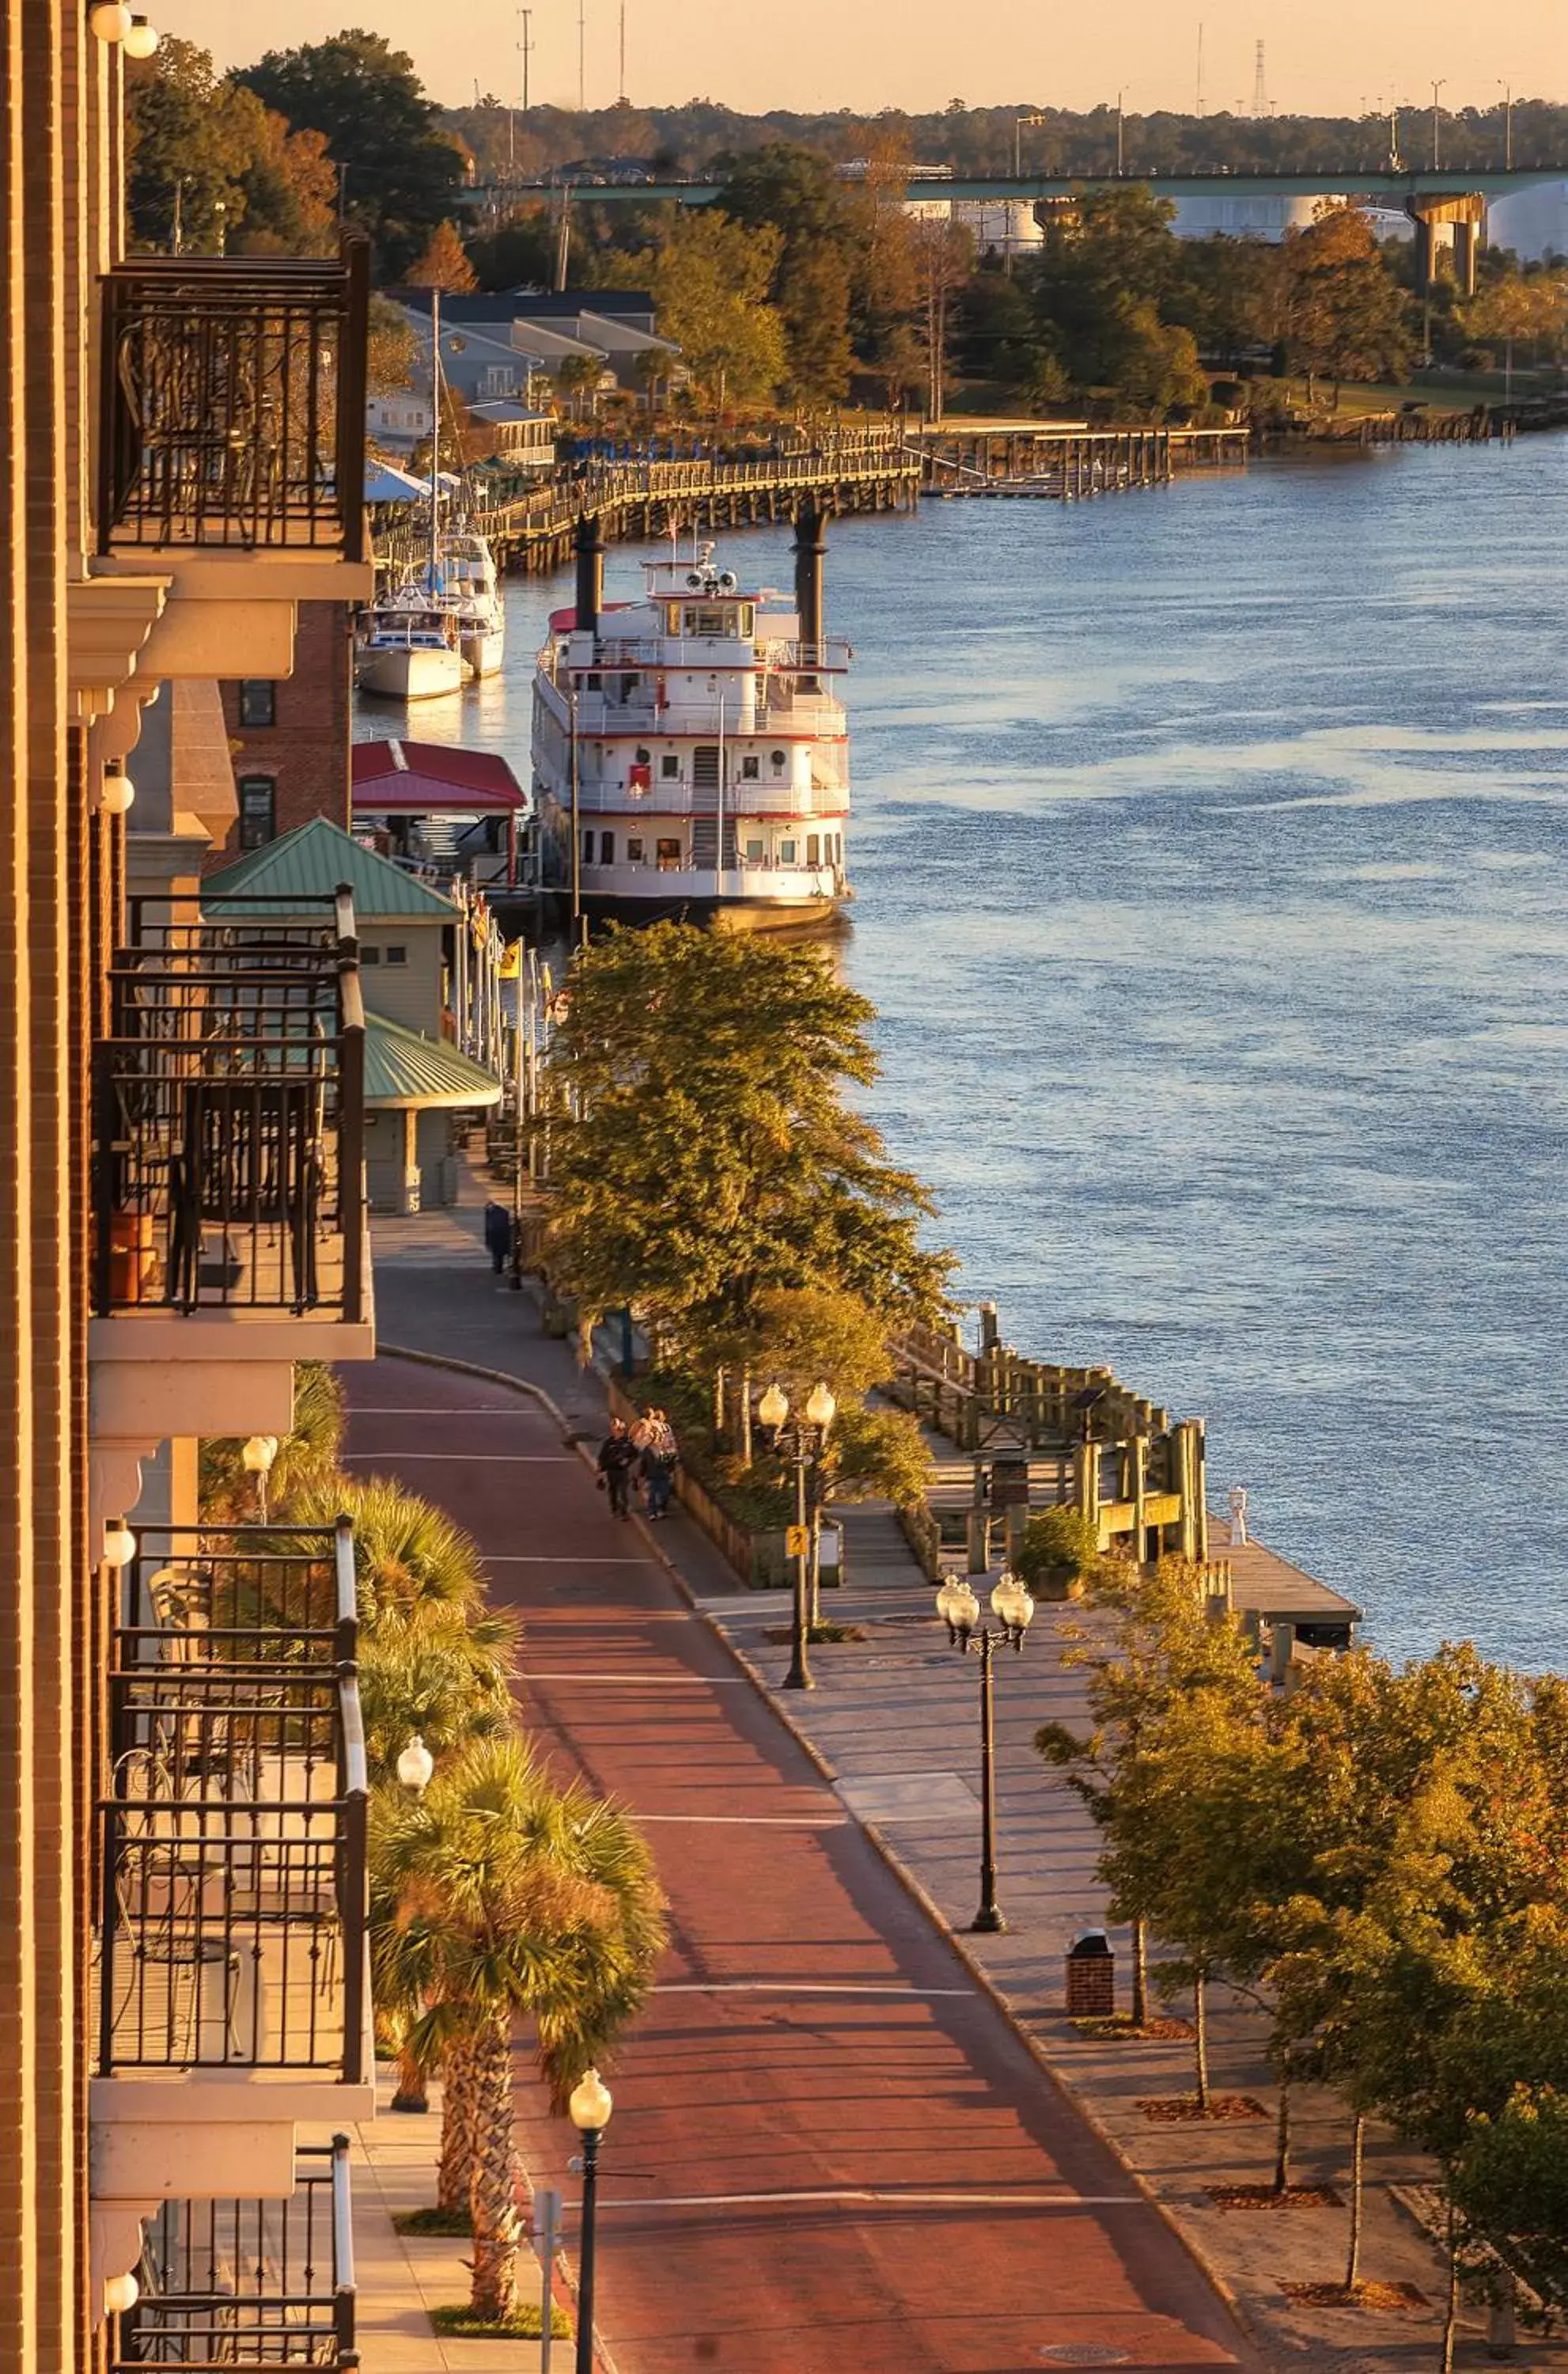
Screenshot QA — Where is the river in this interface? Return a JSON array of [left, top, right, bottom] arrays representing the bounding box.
[[356, 436, 1568, 1672]]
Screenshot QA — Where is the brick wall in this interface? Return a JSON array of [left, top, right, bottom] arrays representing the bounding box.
[[207, 600, 353, 864]]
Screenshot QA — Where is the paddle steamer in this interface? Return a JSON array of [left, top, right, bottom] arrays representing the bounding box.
[[531, 508, 850, 929]]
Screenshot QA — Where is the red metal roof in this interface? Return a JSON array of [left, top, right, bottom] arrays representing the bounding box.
[[351, 739, 528, 813]]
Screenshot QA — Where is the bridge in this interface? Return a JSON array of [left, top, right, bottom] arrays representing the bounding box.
[[479, 165, 1564, 207], [472, 165, 1564, 296]]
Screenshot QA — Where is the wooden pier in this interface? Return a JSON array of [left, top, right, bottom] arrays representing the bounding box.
[[376, 433, 922, 582], [911, 420, 1250, 499], [888, 1310, 1360, 1651]]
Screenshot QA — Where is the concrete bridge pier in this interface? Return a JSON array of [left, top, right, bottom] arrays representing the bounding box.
[[1408, 191, 1485, 298]]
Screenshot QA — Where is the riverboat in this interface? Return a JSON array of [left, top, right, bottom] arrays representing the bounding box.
[[530, 509, 850, 930]]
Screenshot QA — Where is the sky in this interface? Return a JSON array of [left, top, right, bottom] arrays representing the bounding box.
[[153, 0, 1564, 119]]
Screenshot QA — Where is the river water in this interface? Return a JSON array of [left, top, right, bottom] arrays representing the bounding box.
[[357, 438, 1568, 1671]]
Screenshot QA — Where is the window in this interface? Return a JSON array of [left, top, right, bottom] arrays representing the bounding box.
[[585, 672, 601, 691], [779, 838, 797, 864], [660, 754, 680, 780], [237, 680, 275, 728], [771, 749, 787, 771], [361, 946, 381, 965], [627, 837, 645, 863], [740, 755, 760, 781], [634, 747, 651, 766], [582, 829, 595, 863], [237, 776, 275, 851], [744, 836, 764, 861], [807, 835, 821, 866], [619, 675, 638, 703], [656, 837, 681, 870], [599, 832, 615, 865], [385, 945, 407, 966]]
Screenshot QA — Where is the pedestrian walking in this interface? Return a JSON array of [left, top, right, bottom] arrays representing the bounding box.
[[483, 1200, 513, 1275], [642, 1408, 678, 1521], [597, 1419, 639, 1519]]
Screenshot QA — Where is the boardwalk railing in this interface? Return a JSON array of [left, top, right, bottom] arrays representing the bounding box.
[[375, 434, 922, 578], [887, 1314, 1209, 1564]]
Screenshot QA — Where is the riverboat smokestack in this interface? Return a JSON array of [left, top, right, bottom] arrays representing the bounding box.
[[574, 511, 604, 639], [793, 499, 827, 681]]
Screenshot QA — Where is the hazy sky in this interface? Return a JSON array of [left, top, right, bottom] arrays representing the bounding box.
[[154, 0, 1563, 119]]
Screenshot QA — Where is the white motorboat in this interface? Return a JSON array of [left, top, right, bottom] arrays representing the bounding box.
[[358, 605, 464, 700], [443, 531, 506, 679], [531, 510, 849, 931]]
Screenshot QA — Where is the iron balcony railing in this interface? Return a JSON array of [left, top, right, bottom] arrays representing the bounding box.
[[97, 241, 369, 557], [113, 2137, 356, 2370], [91, 891, 366, 1322], [97, 1522, 368, 2083]]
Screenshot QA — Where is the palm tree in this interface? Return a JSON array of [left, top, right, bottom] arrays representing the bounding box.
[[199, 1360, 347, 1519], [290, 1473, 490, 1625], [358, 1600, 517, 1785], [370, 1735, 666, 2322]]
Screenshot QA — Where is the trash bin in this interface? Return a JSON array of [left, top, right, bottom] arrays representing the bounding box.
[[1065, 1928, 1115, 2017]]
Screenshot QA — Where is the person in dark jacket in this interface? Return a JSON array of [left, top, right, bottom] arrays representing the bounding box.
[[483, 1200, 513, 1274], [640, 1408, 677, 1519], [597, 1419, 638, 1518]]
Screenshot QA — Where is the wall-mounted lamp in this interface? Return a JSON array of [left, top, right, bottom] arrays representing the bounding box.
[[102, 1519, 137, 1571], [89, 3, 134, 41], [97, 761, 135, 817], [122, 13, 159, 55]]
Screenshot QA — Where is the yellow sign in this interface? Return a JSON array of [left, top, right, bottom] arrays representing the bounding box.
[[785, 1525, 810, 1558]]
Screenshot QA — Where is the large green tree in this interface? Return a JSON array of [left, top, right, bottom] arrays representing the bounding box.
[[238, 29, 467, 276], [543, 925, 951, 1349], [639, 209, 787, 404], [716, 145, 858, 398], [1278, 205, 1413, 393]]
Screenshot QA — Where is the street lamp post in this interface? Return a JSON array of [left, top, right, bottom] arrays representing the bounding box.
[[1013, 109, 1047, 178], [1498, 81, 1513, 170], [1115, 90, 1130, 176], [1430, 79, 1446, 172], [569, 2068, 613, 2374], [758, 1380, 836, 1692], [935, 1569, 1035, 1933]]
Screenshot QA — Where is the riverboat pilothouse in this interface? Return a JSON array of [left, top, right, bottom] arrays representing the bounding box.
[[532, 506, 850, 929]]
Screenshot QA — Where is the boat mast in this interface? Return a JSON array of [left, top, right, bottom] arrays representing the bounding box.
[[428, 289, 441, 594]]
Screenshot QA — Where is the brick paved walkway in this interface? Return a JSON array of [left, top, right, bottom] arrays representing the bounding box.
[[344, 1257, 1254, 2374]]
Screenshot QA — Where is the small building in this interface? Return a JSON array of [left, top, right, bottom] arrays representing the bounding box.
[[203, 817, 505, 1214], [206, 602, 354, 863], [466, 399, 556, 468]]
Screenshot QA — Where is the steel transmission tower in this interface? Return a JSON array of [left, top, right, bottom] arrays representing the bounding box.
[[1252, 40, 1269, 117]]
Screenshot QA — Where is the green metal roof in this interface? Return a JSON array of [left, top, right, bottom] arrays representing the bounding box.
[[364, 1011, 502, 1109], [203, 817, 456, 920]]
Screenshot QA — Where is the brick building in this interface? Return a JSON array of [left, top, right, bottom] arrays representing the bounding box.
[[207, 599, 354, 861], [2, 8, 377, 2360]]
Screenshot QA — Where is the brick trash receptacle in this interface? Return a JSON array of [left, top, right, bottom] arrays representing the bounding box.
[[1066, 1928, 1115, 2017]]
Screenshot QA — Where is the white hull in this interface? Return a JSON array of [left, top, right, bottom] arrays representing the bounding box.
[[461, 621, 506, 679], [360, 644, 464, 700]]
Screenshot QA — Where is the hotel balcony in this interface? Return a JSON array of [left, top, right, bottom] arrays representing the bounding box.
[[91, 1522, 373, 2219], [81, 244, 373, 702], [113, 2138, 356, 2372], [89, 890, 373, 1469]]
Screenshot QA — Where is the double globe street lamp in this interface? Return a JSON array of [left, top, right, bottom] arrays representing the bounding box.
[[756, 1380, 836, 1692], [935, 1568, 1035, 1934]]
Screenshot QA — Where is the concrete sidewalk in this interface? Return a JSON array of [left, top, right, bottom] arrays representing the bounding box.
[[358, 1202, 1555, 2374]]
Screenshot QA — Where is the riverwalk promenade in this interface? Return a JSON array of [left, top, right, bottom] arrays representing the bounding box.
[[338, 1189, 1530, 2374]]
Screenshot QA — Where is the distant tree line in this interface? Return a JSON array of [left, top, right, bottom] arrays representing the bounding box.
[[444, 94, 1568, 186]]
